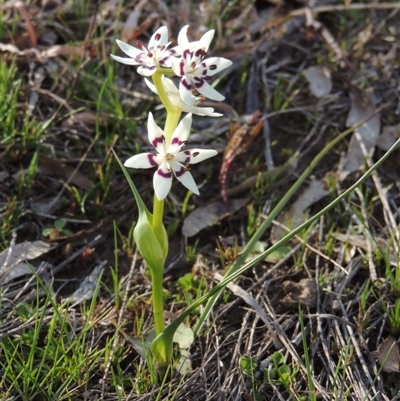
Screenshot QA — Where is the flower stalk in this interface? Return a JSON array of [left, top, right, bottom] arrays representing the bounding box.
[[111, 24, 231, 378]]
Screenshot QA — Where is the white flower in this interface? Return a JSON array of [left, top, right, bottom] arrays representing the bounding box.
[[171, 25, 232, 105], [125, 113, 218, 200], [110, 26, 177, 76], [145, 76, 223, 117]]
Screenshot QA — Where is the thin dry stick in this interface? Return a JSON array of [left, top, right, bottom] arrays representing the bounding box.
[[335, 265, 379, 399], [371, 170, 400, 245], [292, 2, 400, 15], [220, 306, 253, 396], [262, 299, 328, 396], [271, 219, 348, 274], [304, 8, 357, 72], [354, 187, 378, 282], [14, 1, 37, 47]]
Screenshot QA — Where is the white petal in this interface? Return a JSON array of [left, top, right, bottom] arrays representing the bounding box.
[[175, 149, 218, 164], [184, 106, 222, 117], [168, 114, 192, 153], [173, 165, 199, 195], [177, 25, 190, 49], [110, 54, 140, 65], [148, 26, 169, 48], [116, 39, 141, 58], [162, 77, 179, 96], [179, 81, 195, 106], [162, 77, 183, 108], [137, 65, 157, 76], [153, 165, 173, 200], [203, 57, 232, 76], [179, 99, 222, 116], [147, 112, 166, 153], [144, 78, 158, 95], [198, 29, 215, 52], [171, 57, 183, 77], [124, 153, 159, 169], [195, 81, 225, 102]]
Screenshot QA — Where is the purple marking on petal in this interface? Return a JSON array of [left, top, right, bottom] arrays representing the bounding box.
[[195, 49, 206, 58], [152, 136, 164, 148], [181, 150, 191, 163], [147, 154, 158, 166], [142, 65, 156, 70], [174, 167, 186, 177], [209, 64, 217, 70], [192, 152, 199, 157], [201, 62, 206, 68], [183, 49, 191, 60], [159, 56, 170, 65], [171, 137, 183, 146], [194, 80, 205, 89], [157, 169, 172, 178], [181, 78, 192, 90], [179, 61, 186, 76]]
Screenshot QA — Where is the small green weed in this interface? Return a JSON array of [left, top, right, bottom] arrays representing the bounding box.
[[387, 299, 400, 336], [42, 219, 73, 240]]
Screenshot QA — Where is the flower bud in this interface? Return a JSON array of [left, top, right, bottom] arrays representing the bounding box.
[[134, 210, 168, 274]]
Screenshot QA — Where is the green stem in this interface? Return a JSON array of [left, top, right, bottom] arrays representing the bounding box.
[[152, 72, 178, 115], [150, 72, 182, 343], [152, 267, 165, 335], [163, 110, 182, 145], [152, 197, 164, 246]]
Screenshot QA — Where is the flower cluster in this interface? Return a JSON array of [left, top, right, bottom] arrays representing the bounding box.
[[111, 25, 231, 200]]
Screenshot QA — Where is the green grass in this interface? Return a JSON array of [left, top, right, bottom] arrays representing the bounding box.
[[0, 277, 106, 400]]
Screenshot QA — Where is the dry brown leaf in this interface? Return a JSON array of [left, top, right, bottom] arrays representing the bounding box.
[[0, 263, 35, 285], [38, 155, 94, 189], [331, 233, 399, 266], [0, 240, 53, 284], [182, 198, 248, 237], [63, 261, 106, 304], [31, 196, 63, 216], [121, 0, 158, 43], [338, 86, 381, 181], [376, 123, 400, 151], [271, 178, 329, 242], [304, 66, 332, 98], [0, 240, 52, 270], [373, 336, 400, 373]]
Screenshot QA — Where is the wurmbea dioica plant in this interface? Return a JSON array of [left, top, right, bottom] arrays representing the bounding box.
[[111, 25, 231, 375]]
